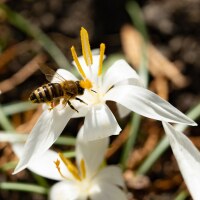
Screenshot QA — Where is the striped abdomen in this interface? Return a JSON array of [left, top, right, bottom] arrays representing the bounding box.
[[29, 83, 64, 103]]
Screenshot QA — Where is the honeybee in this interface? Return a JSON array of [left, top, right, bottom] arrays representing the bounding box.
[[29, 64, 86, 112]]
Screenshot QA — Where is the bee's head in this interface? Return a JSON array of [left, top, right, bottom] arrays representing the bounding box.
[[76, 81, 84, 95]]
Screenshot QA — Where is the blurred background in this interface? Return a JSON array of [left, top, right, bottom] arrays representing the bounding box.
[[0, 0, 200, 199]]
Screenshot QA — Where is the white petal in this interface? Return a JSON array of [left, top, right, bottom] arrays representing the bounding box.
[[90, 182, 127, 200], [162, 122, 200, 200], [12, 144, 62, 181], [102, 59, 143, 93], [52, 69, 78, 83], [105, 85, 196, 126], [116, 104, 131, 118], [96, 166, 125, 188], [83, 104, 121, 141], [12, 143, 25, 158], [49, 181, 85, 200], [13, 107, 75, 174], [72, 55, 100, 82], [76, 127, 109, 178]]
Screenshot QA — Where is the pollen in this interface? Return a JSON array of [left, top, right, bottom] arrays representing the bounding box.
[[80, 79, 92, 89], [71, 46, 87, 79], [80, 27, 93, 66], [98, 43, 105, 76]]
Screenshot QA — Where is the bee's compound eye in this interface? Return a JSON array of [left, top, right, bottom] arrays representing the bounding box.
[[76, 81, 84, 95]]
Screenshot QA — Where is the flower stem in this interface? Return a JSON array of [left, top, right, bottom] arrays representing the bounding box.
[[120, 114, 142, 169], [126, 0, 149, 87], [126, 1, 149, 41], [0, 105, 15, 131], [137, 102, 200, 175], [32, 173, 49, 188], [0, 131, 76, 145], [56, 136, 76, 146], [0, 161, 17, 171], [120, 0, 149, 169], [0, 182, 48, 194], [63, 151, 76, 158], [2, 101, 37, 116]]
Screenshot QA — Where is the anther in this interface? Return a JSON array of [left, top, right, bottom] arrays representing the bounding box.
[[80, 27, 93, 66], [98, 43, 105, 76]]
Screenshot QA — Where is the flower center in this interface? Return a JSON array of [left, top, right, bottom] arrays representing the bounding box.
[[86, 88, 105, 105]]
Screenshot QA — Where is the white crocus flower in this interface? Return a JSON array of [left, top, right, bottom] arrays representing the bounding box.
[[13, 128, 127, 200], [162, 122, 200, 200], [13, 27, 196, 174]]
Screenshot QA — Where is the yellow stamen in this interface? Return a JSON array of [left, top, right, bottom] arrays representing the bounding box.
[[59, 153, 81, 181], [80, 79, 92, 89], [54, 159, 68, 179], [80, 159, 86, 179], [80, 27, 93, 66], [71, 46, 86, 79], [98, 43, 105, 76]]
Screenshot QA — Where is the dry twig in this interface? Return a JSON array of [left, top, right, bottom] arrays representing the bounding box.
[[127, 121, 161, 169], [106, 124, 130, 159], [0, 40, 39, 70], [121, 25, 188, 88]]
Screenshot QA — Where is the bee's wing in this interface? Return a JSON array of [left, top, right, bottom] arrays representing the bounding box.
[[39, 64, 66, 83]]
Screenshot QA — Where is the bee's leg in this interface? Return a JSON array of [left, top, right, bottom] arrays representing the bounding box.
[[62, 96, 79, 113], [67, 100, 79, 113], [75, 97, 87, 105]]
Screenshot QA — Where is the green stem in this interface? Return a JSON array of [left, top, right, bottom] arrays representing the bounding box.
[[0, 182, 48, 194], [0, 161, 17, 171], [120, 0, 149, 168], [0, 3, 70, 68], [126, 1, 149, 41], [56, 136, 76, 145], [2, 101, 37, 116], [0, 131, 76, 145], [174, 190, 189, 200], [137, 102, 200, 174], [32, 173, 49, 188], [120, 114, 141, 169], [0, 105, 15, 131], [63, 151, 76, 158]]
